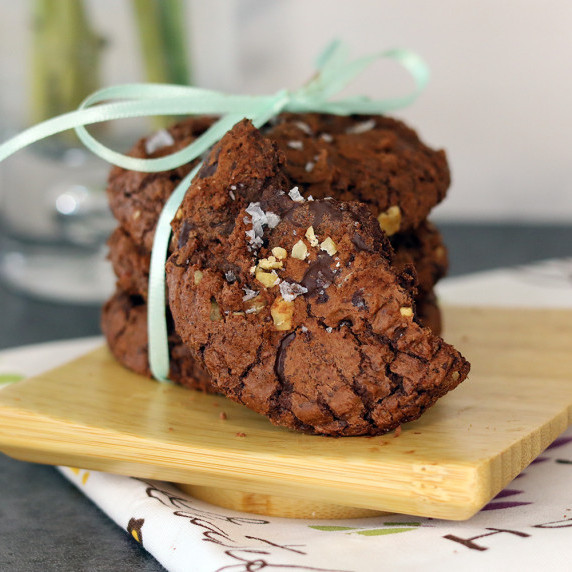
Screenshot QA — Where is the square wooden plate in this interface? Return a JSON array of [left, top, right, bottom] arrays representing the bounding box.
[[0, 306, 571, 520]]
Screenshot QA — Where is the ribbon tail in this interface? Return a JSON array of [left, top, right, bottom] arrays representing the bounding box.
[[147, 166, 198, 383], [146, 112, 255, 382], [0, 107, 119, 162], [314, 39, 348, 72]]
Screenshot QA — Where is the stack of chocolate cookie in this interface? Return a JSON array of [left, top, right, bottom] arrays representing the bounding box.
[[102, 114, 468, 435]]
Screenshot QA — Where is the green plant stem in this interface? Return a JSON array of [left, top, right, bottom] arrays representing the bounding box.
[[132, 0, 192, 126], [160, 0, 191, 86], [30, 0, 104, 147]]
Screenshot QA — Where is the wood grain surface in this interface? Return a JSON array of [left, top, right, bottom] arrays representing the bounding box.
[[0, 306, 571, 520]]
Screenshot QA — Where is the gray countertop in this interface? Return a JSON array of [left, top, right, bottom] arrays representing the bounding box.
[[1, 222, 571, 571]]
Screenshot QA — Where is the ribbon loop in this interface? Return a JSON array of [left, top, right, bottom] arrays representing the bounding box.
[[0, 40, 429, 170]]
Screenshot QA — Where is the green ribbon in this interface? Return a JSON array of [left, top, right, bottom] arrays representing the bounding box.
[[0, 40, 430, 382]]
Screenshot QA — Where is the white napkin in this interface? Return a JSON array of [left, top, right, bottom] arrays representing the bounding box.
[[58, 441, 572, 572], [435, 258, 572, 308], [4, 258, 572, 572]]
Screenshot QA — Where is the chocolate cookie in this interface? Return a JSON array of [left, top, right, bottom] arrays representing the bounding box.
[[101, 289, 215, 393], [265, 113, 450, 234], [166, 119, 469, 436]]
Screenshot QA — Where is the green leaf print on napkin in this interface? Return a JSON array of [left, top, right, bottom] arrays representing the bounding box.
[[310, 522, 421, 536]]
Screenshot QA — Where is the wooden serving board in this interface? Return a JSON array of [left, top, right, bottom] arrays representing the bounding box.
[[0, 306, 571, 521]]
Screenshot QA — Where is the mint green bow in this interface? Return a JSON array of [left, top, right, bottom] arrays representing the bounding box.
[[0, 40, 430, 382]]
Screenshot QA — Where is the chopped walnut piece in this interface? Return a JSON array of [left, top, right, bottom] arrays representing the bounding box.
[[257, 256, 283, 270], [255, 269, 280, 288], [271, 296, 294, 330], [320, 237, 337, 256], [377, 205, 402, 236], [400, 306, 413, 317], [194, 270, 203, 285], [291, 240, 309, 260], [210, 299, 222, 321], [305, 226, 319, 247], [272, 246, 287, 260]]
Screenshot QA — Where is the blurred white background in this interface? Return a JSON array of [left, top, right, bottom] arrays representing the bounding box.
[[1, 0, 571, 223]]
